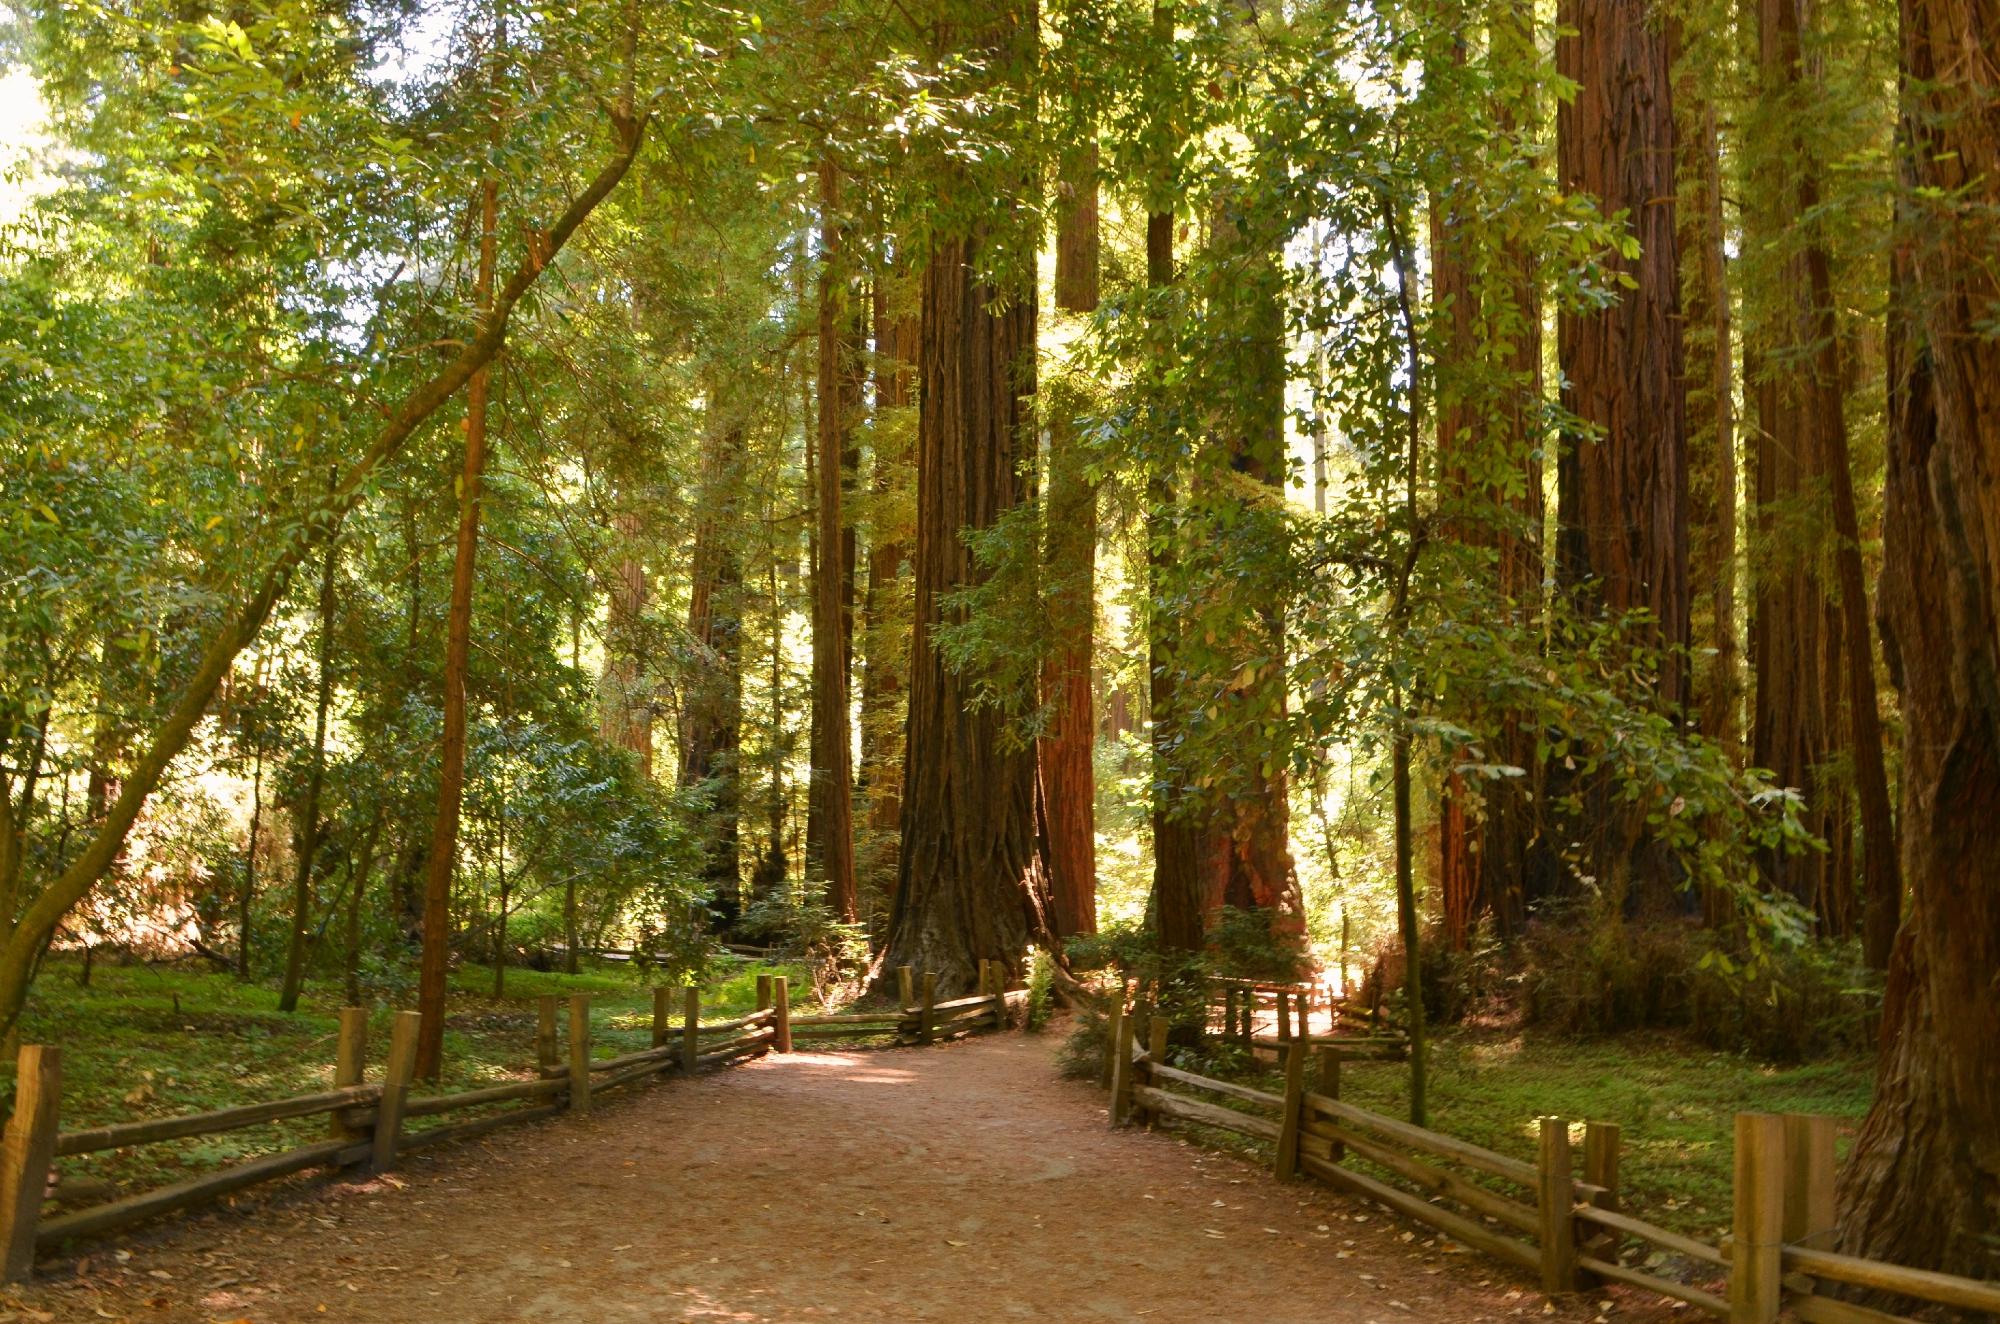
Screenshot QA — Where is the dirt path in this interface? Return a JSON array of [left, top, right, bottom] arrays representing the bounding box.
[[14, 1032, 1687, 1323]]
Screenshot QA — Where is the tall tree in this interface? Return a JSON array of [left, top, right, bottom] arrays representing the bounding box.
[[1041, 139, 1100, 941], [879, 2, 1045, 993], [809, 157, 861, 923], [1554, 0, 1691, 911], [1836, 0, 2000, 1276], [683, 398, 747, 927], [278, 535, 339, 1012]]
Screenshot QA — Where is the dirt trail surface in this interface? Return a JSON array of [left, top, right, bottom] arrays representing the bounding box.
[[14, 1031, 1689, 1323]]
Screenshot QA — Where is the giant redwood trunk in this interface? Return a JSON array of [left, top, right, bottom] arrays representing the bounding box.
[[1835, 0, 2000, 1278], [810, 157, 860, 923], [1554, 0, 1690, 912], [1040, 142, 1099, 941], [683, 403, 746, 927], [858, 276, 916, 911], [879, 224, 1044, 994]]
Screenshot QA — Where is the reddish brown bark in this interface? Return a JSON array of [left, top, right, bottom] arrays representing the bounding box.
[[683, 400, 745, 927], [1554, 0, 1690, 910], [599, 511, 652, 778], [858, 277, 916, 903], [1040, 142, 1099, 941], [1835, 0, 2000, 1276], [810, 157, 860, 924], [417, 160, 501, 1082]]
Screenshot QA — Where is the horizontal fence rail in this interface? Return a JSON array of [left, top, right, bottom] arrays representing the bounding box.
[[0, 958, 1024, 1279], [1104, 994, 2000, 1324]]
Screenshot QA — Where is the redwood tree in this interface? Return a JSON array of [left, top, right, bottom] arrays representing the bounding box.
[[1553, 0, 1691, 911], [1836, 0, 2000, 1276], [877, 1, 1045, 993], [1041, 140, 1099, 940]]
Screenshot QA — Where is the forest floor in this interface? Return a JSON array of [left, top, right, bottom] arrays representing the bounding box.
[[9, 1028, 1706, 1324]]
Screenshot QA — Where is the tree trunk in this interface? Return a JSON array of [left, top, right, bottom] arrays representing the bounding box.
[[416, 161, 500, 1082], [859, 275, 916, 912], [879, 218, 1045, 992], [1041, 140, 1099, 941], [1554, 0, 1691, 911], [599, 510, 652, 777], [1835, 0, 2000, 1278], [343, 810, 379, 1008], [278, 536, 338, 1012], [240, 731, 262, 980], [811, 156, 860, 924], [684, 393, 746, 928]]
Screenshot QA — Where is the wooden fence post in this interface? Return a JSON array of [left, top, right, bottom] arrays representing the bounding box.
[[988, 961, 1008, 1030], [1109, 1004, 1137, 1127], [1315, 1047, 1342, 1163], [1220, 985, 1235, 1041], [1101, 998, 1125, 1090], [1729, 1112, 1785, 1324], [755, 973, 772, 1012], [1275, 1032, 1307, 1180], [681, 986, 700, 1073], [331, 1008, 368, 1144], [1141, 1016, 1169, 1128], [1277, 987, 1292, 1043], [1581, 1121, 1621, 1280], [0, 1045, 60, 1281], [771, 975, 792, 1052], [897, 964, 914, 1011], [1538, 1116, 1577, 1295], [370, 1011, 419, 1173], [567, 994, 591, 1115], [1781, 1113, 1835, 1247], [651, 987, 672, 1048], [920, 971, 937, 1045], [536, 995, 557, 1074]]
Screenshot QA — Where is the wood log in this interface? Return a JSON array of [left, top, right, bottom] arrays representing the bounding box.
[[37, 1137, 359, 1246], [1539, 1116, 1577, 1293], [396, 1104, 563, 1156], [370, 1011, 420, 1174], [790, 1012, 906, 1026], [0, 1046, 60, 1280], [1304, 1120, 1538, 1234], [652, 987, 672, 1048], [1731, 1113, 1785, 1324], [698, 1008, 776, 1035], [1790, 1289, 1916, 1324], [694, 1038, 770, 1069], [588, 1043, 680, 1075], [1147, 1062, 1282, 1110], [401, 1077, 566, 1118], [1305, 1090, 1538, 1188], [1574, 1202, 1726, 1266], [681, 986, 700, 1074], [1578, 1255, 1728, 1316], [1783, 1246, 2000, 1316], [331, 1008, 367, 1144], [772, 976, 791, 1052], [1130, 1085, 1282, 1142], [55, 1085, 383, 1157], [1298, 1152, 1540, 1275]]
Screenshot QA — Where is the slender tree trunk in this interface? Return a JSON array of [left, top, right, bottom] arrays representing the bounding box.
[[278, 536, 339, 1011], [416, 156, 501, 1081], [1143, 4, 1207, 961], [859, 275, 916, 911], [491, 772, 507, 999], [811, 157, 860, 924], [240, 734, 262, 980], [343, 810, 379, 1007], [1554, 0, 1691, 912], [1041, 140, 1099, 941], [1835, 0, 2000, 1275], [599, 510, 652, 776], [684, 390, 747, 927]]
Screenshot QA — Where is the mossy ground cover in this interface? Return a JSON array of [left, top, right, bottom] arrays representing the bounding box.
[[11, 954, 806, 1197]]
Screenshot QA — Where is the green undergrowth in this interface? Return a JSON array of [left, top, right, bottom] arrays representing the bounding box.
[[9, 953, 808, 1199], [1134, 1025, 1873, 1244]]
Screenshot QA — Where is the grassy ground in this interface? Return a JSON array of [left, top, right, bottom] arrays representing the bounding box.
[[14, 953, 809, 1197], [1160, 1024, 1874, 1246]]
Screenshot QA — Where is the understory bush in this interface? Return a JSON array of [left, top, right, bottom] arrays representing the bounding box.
[[1515, 911, 1878, 1061]]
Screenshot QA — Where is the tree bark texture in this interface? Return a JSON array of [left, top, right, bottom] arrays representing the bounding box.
[[811, 157, 861, 923], [1554, 0, 1691, 912], [881, 222, 1045, 994], [683, 403, 746, 928], [416, 162, 500, 1082], [1041, 141, 1099, 941], [1836, 0, 2000, 1279]]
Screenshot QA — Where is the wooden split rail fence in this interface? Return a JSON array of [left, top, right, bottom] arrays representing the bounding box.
[[790, 961, 1018, 1045], [1105, 1001, 2000, 1324], [0, 961, 1018, 1281], [1209, 976, 1408, 1063]]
